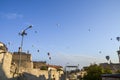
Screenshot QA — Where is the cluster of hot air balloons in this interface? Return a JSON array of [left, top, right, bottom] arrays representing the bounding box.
[[102, 37, 120, 64], [47, 52, 51, 60]]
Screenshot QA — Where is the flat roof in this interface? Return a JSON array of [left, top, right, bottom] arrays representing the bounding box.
[[66, 66, 78, 68]]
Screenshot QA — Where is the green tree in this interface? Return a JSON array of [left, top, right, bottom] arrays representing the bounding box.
[[115, 70, 120, 73], [40, 66, 48, 70], [102, 67, 112, 74], [83, 64, 112, 80], [83, 64, 102, 80]]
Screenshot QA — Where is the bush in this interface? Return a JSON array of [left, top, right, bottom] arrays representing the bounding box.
[[40, 66, 48, 70]]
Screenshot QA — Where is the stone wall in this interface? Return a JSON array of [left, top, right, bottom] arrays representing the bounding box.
[[0, 52, 12, 80], [12, 52, 31, 61], [2, 52, 12, 78], [24, 68, 63, 80], [0, 52, 4, 63], [12, 52, 33, 69], [0, 42, 64, 80]]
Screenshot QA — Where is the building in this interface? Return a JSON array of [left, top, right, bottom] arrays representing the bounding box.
[[0, 42, 12, 80], [0, 41, 64, 80], [12, 52, 33, 69], [100, 63, 120, 73], [101, 49, 120, 80]]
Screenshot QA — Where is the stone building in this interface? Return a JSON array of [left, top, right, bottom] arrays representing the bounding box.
[[0, 42, 12, 80], [0, 41, 64, 80], [12, 52, 33, 69], [100, 63, 120, 73]]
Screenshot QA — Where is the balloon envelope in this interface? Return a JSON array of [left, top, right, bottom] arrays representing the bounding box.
[[116, 37, 120, 41], [106, 56, 110, 61]]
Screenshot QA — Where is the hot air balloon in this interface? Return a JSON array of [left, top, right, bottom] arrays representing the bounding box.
[[37, 49, 39, 52], [116, 37, 120, 41], [56, 23, 60, 27], [32, 45, 34, 47], [47, 52, 50, 56], [35, 31, 37, 33], [49, 57, 51, 60], [88, 29, 90, 32], [8, 42, 10, 46], [99, 51, 102, 54], [106, 56, 110, 61]]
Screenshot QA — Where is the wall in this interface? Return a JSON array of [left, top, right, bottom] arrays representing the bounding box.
[[12, 52, 31, 61], [0, 42, 64, 80], [12, 52, 33, 69], [25, 68, 63, 80], [0, 52, 12, 80], [3, 52, 12, 78]]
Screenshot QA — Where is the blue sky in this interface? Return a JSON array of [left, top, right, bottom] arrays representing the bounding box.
[[0, 0, 120, 68]]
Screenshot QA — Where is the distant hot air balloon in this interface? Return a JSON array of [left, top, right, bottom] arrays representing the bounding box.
[[47, 52, 50, 56], [49, 57, 51, 60], [99, 51, 102, 54], [32, 45, 34, 47], [116, 37, 120, 41], [106, 56, 110, 61], [56, 23, 60, 27], [37, 49, 39, 52], [35, 31, 37, 33], [8, 42, 10, 46], [88, 29, 90, 32]]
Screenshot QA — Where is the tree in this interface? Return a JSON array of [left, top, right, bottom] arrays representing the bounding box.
[[83, 64, 112, 80], [115, 70, 120, 73], [102, 66, 112, 74], [83, 64, 102, 80], [40, 66, 48, 70]]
